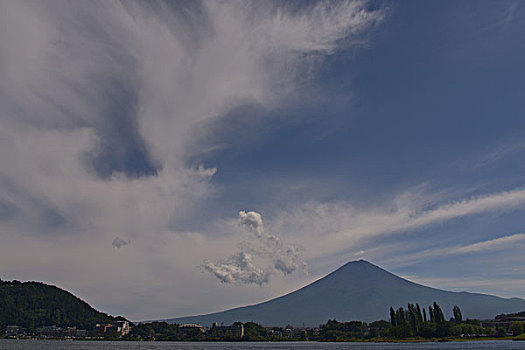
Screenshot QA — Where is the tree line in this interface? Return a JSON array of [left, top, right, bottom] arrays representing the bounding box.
[[387, 302, 482, 338], [129, 302, 525, 341]]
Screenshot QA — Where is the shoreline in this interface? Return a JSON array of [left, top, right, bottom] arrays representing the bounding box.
[[2, 336, 523, 343]]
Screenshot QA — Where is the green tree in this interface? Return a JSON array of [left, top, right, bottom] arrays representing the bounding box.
[[428, 306, 435, 323], [242, 322, 267, 340], [435, 321, 450, 338], [396, 307, 405, 324], [510, 322, 524, 335], [416, 304, 423, 323], [453, 305, 462, 323], [407, 304, 419, 335], [390, 307, 396, 327], [433, 302, 445, 323], [369, 320, 390, 338]]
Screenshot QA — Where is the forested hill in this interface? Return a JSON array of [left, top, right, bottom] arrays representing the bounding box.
[[0, 279, 125, 331]]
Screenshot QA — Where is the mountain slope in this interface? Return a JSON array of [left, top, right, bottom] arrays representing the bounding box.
[[163, 260, 525, 327], [0, 279, 125, 331]]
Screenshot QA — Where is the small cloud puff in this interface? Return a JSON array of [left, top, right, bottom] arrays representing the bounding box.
[[238, 210, 264, 237], [112, 237, 130, 249]]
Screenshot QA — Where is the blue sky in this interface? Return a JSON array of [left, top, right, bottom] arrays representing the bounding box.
[[193, 0, 525, 280], [0, 0, 524, 321]]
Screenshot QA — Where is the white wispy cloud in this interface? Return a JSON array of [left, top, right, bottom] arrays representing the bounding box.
[[407, 276, 525, 298], [0, 0, 382, 319], [450, 233, 525, 254], [271, 186, 525, 260], [386, 233, 525, 267]]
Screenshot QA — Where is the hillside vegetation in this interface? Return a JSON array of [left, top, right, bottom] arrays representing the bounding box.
[[0, 279, 125, 331]]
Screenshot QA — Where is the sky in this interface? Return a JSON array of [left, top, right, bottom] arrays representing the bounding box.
[[0, 0, 524, 321]]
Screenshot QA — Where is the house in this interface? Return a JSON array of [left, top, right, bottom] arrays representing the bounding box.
[[178, 323, 205, 337], [5, 325, 21, 337]]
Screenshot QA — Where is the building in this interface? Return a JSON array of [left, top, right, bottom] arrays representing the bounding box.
[[207, 322, 244, 338], [117, 321, 130, 336], [36, 325, 89, 338], [60, 327, 87, 338], [106, 321, 130, 337], [5, 325, 21, 337], [93, 321, 130, 337], [482, 315, 525, 336], [178, 323, 205, 337], [179, 323, 205, 332], [283, 324, 295, 337], [37, 325, 63, 337], [93, 323, 111, 337], [266, 327, 283, 338], [75, 328, 87, 337]]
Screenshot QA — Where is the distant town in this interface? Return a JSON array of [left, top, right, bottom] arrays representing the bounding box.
[[3, 306, 525, 342], [4, 320, 131, 340]]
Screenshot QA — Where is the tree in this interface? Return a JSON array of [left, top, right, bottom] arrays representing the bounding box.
[[242, 322, 267, 340], [453, 305, 462, 323], [390, 307, 396, 327], [510, 322, 524, 336], [396, 307, 405, 324], [428, 306, 435, 323], [407, 304, 420, 335], [433, 302, 445, 323], [416, 304, 423, 323], [369, 320, 390, 338], [435, 320, 450, 338]]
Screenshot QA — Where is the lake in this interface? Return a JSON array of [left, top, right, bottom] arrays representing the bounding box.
[[1, 340, 525, 350]]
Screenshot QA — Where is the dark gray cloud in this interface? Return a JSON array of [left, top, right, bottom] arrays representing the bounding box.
[[86, 85, 158, 179], [112, 237, 131, 249]]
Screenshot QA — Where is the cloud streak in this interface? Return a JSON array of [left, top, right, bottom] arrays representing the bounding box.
[[407, 276, 525, 298], [386, 233, 525, 267], [272, 186, 525, 260]]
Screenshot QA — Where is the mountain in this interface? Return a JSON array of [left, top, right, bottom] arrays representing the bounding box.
[[0, 279, 125, 331], [162, 260, 525, 327]]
